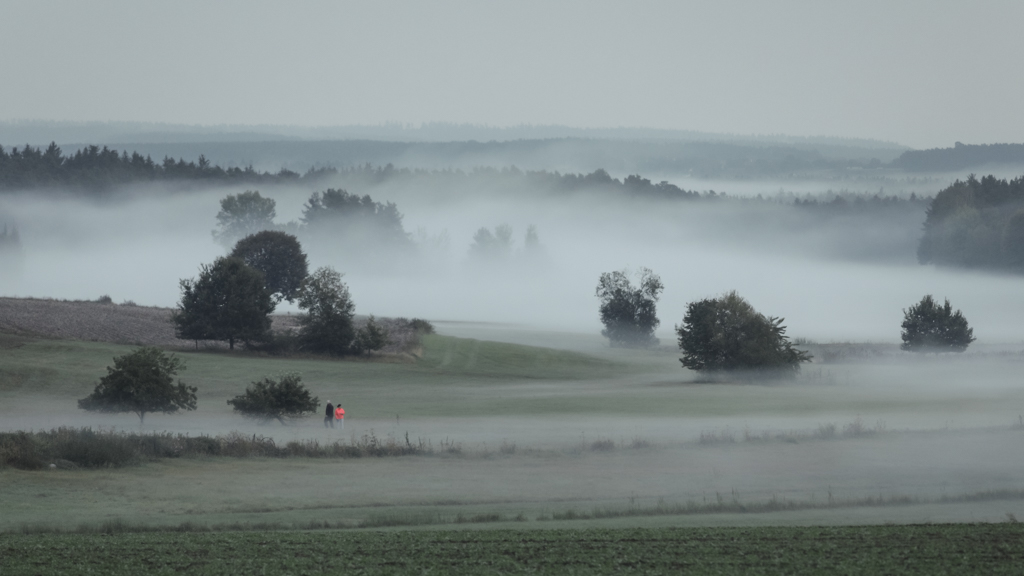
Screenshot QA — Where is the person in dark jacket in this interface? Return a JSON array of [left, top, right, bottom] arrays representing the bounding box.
[[325, 400, 334, 428]]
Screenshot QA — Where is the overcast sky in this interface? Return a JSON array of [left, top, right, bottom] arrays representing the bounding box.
[[1, 0, 1021, 149]]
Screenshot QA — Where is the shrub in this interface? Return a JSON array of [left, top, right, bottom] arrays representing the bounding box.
[[408, 318, 436, 335], [227, 373, 319, 424], [351, 316, 389, 354], [900, 295, 975, 352], [676, 291, 811, 377]]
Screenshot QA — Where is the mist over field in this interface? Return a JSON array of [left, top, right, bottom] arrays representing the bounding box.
[[5, 2, 1024, 544], [2, 172, 1024, 344]]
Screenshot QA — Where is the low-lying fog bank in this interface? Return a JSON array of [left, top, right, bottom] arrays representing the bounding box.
[[1, 179, 1022, 344]]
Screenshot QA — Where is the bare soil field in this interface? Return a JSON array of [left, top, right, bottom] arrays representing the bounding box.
[[0, 297, 418, 353]]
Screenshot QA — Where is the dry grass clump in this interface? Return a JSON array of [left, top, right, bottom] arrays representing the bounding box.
[[0, 427, 448, 470], [698, 418, 887, 446]]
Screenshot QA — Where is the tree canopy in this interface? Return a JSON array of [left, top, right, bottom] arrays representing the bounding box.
[[172, 257, 275, 350], [78, 347, 197, 424], [595, 268, 664, 348], [229, 231, 309, 303], [301, 188, 411, 248], [214, 191, 277, 246], [297, 266, 356, 355], [676, 291, 811, 377], [900, 295, 975, 352]]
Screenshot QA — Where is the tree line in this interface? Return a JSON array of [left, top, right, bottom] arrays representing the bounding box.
[[0, 142, 335, 192], [917, 174, 1024, 271]]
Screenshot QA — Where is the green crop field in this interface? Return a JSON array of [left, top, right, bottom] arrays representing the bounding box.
[[4, 524, 1024, 575]]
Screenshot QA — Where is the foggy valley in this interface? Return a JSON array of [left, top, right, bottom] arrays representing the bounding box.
[[4, 2, 1024, 571]]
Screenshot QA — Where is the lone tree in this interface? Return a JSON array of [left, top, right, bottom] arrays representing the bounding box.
[[172, 257, 275, 350], [230, 231, 309, 303], [227, 373, 319, 424], [595, 267, 664, 347], [213, 190, 277, 246], [297, 266, 356, 355], [900, 295, 975, 352], [78, 347, 197, 424], [676, 291, 811, 377]]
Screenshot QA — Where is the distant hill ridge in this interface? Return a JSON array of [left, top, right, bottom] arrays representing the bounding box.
[[893, 142, 1024, 172]]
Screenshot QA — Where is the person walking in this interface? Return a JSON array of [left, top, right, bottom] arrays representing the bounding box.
[[335, 405, 345, 430], [325, 400, 334, 428]]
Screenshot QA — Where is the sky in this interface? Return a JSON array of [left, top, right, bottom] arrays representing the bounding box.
[[1, 1, 1023, 149]]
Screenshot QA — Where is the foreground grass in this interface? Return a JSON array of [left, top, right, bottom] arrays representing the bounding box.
[[3, 524, 1024, 575], [0, 333, 627, 421]]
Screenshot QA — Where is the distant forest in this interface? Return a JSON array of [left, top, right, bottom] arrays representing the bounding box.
[[0, 143, 935, 217], [0, 143, 333, 191], [892, 142, 1024, 172], [918, 174, 1024, 271]]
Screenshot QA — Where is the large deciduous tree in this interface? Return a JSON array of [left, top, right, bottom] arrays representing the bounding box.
[[595, 268, 663, 348], [229, 231, 309, 303], [900, 295, 975, 352], [78, 347, 197, 424], [213, 190, 277, 246], [676, 291, 811, 377], [172, 257, 275, 350], [297, 266, 356, 355]]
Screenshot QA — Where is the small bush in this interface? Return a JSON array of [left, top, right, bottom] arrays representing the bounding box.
[[351, 315, 389, 354], [408, 318, 436, 335], [227, 373, 319, 424], [96, 295, 113, 304]]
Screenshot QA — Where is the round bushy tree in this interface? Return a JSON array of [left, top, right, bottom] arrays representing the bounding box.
[[213, 190, 277, 246], [900, 295, 975, 352], [230, 231, 309, 303], [227, 373, 319, 424], [172, 257, 275, 350], [676, 291, 811, 377], [78, 347, 197, 424], [297, 266, 356, 355], [595, 267, 663, 348]]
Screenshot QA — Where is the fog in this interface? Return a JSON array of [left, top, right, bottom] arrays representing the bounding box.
[[2, 176, 1024, 345]]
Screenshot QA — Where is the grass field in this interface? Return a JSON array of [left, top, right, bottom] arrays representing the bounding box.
[[4, 524, 1024, 575], [3, 319, 1024, 536]]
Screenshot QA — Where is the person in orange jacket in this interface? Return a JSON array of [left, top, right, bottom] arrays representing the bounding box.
[[334, 405, 345, 430]]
